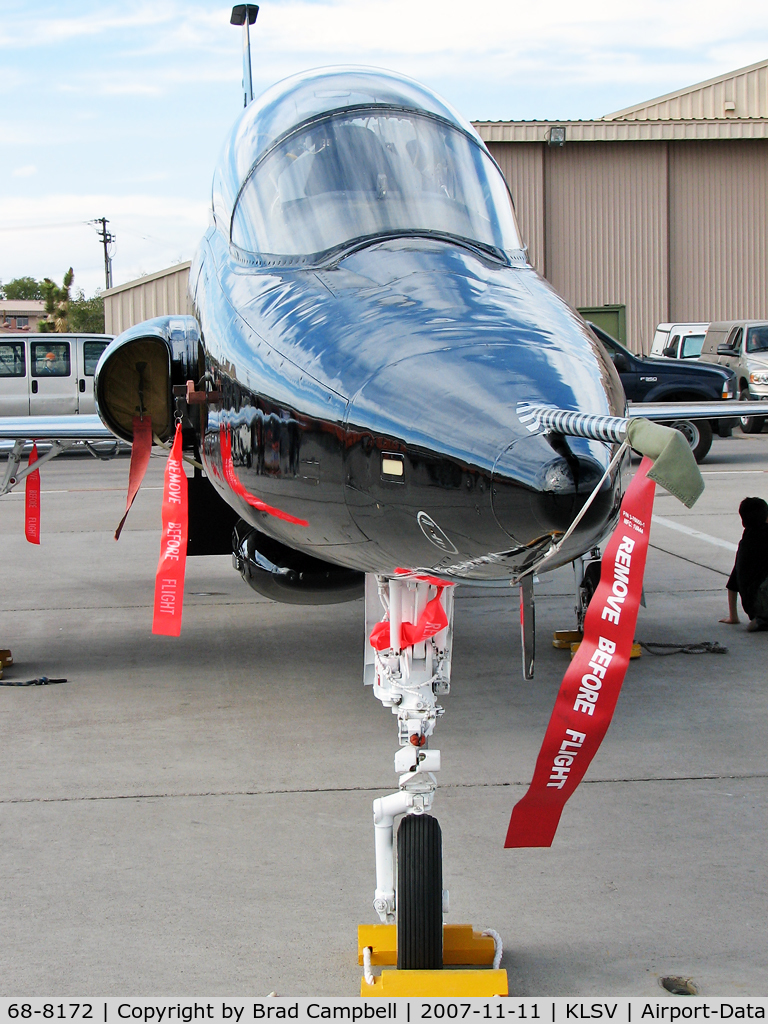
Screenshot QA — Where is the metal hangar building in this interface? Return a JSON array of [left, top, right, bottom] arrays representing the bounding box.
[[473, 57, 768, 352]]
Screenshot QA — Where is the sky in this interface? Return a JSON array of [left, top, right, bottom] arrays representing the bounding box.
[[2, 0, 768, 297]]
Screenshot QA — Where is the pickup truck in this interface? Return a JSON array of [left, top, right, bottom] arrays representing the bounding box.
[[588, 323, 737, 461]]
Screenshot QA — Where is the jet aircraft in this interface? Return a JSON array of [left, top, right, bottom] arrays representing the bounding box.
[[2, 8, 764, 984]]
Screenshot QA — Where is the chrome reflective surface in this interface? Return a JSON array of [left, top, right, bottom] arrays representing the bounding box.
[[212, 67, 476, 232], [231, 108, 521, 263], [191, 68, 628, 582]]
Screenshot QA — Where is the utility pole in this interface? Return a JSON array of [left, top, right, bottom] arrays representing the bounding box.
[[91, 217, 115, 290]]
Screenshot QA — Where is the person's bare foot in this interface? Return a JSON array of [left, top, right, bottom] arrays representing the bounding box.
[[719, 617, 740, 624], [746, 618, 761, 632]]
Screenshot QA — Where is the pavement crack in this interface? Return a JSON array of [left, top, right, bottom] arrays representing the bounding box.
[[3, 772, 767, 805], [649, 542, 730, 576]]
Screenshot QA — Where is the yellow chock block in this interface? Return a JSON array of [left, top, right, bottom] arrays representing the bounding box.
[[553, 630, 582, 649], [358, 924, 496, 966], [361, 969, 508, 997], [0, 649, 12, 679], [570, 641, 642, 659]]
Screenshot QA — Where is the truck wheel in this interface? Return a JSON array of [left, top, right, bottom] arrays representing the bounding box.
[[667, 418, 712, 463], [717, 419, 733, 438], [739, 388, 766, 434]]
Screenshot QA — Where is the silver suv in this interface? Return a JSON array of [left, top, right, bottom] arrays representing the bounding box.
[[701, 321, 768, 433]]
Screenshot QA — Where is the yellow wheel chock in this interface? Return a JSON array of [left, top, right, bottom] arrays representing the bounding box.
[[358, 924, 508, 997], [0, 649, 12, 680], [552, 629, 583, 649], [554, 632, 641, 659]]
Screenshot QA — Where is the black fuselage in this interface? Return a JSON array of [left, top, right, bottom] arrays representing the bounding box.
[[191, 228, 625, 583]]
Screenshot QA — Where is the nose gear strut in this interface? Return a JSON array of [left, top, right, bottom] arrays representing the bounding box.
[[366, 574, 453, 927], [361, 573, 508, 995]]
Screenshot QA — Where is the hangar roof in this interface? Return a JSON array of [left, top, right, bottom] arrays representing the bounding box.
[[473, 58, 768, 143], [473, 118, 768, 144], [603, 57, 768, 121]]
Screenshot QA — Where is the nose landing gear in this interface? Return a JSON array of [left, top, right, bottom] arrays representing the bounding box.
[[360, 574, 508, 997]]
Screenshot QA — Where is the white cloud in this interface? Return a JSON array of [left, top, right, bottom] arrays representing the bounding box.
[[0, 4, 180, 48], [5, 0, 768, 104], [0, 193, 208, 297], [12, 165, 37, 178]]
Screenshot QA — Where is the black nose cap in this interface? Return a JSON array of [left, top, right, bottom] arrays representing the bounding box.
[[492, 436, 617, 545]]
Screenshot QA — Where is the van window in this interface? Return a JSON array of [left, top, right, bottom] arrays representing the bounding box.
[[680, 334, 704, 358], [83, 340, 108, 375], [31, 341, 71, 376], [746, 326, 768, 354], [0, 341, 25, 377]]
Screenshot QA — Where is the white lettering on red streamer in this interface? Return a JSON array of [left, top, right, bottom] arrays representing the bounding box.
[[505, 457, 656, 848], [152, 425, 188, 637], [25, 442, 40, 545]]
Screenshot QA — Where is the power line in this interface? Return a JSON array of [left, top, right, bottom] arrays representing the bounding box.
[[0, 220, 92, 233]]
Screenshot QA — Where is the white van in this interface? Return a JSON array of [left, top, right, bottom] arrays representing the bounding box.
[[651, 323, 709, 360], [0, 333, 112, 416]]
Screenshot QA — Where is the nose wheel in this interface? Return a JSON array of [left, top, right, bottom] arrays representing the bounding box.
[[397, 813, 443, 970]]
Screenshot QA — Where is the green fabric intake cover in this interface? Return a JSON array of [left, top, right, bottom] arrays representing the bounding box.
[[626, 418, 704, 509]]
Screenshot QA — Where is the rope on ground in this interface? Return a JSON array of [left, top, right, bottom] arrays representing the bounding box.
[[362, 946, 375, 987], [0, 676, 68, 687], [482, 928, 503, 970], [639, 641, 728, 656]]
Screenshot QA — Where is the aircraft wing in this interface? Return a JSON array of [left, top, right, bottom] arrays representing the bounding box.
[[628, 400, 767, 420], [0, 415, 115, 441], [0, 415, 121, 497]]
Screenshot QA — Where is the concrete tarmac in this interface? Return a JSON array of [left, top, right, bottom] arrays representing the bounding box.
[[1, 435, 767, 997]]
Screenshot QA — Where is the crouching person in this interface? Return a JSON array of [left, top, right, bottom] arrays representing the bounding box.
[[721, 497, 768, 631]]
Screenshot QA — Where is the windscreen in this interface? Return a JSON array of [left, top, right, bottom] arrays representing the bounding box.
[[231, 110, 521, 261], [746, 326, 768, 353], [680, 334, 704, 358]]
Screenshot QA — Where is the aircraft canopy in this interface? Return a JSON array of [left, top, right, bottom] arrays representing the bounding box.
[[230, 108, 522, 263], [213, 68, 521, 262]]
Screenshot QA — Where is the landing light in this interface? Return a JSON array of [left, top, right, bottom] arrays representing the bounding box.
[[382, 453, 405, 478]]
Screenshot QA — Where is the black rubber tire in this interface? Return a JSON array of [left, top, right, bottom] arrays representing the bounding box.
[[717, 418, 733, 438], [739, 387, 766, 434], [397, 813, 443, 971], [665, 418, 712, 463]]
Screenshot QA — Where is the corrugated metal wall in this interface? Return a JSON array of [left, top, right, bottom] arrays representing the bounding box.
[[492, 141, 668, 350], [487, 142, 544, 272], [104, 262, 192, 335], [543, 142, 668, 352], [669, 141, 768, 324], [490, 137, 768, 353]]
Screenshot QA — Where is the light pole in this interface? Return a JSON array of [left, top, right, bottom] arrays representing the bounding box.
[[230, 5, 259, 107]]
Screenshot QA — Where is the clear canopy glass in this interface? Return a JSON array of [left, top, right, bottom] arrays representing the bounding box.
[[231, 110, 522, 263]]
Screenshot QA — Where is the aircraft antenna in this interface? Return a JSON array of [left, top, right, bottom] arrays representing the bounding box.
[[230, 5, 259, 107]]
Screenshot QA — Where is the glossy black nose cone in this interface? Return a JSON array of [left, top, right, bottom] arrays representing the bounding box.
[[492, 434, 620, 550]]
